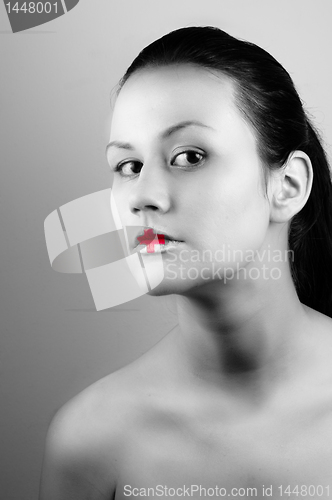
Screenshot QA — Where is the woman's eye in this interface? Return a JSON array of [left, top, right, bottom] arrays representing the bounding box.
[[171, 151, 205, 168], [114, 160, 143, 177]]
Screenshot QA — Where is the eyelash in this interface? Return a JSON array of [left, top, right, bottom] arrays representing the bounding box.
[[112, 149, 206, 177]]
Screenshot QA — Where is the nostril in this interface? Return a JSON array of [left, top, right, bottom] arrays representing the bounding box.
[[132, 205, 159, 213]]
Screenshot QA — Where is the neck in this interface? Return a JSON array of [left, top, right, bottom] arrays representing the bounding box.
[[172, 260, 310, 400]]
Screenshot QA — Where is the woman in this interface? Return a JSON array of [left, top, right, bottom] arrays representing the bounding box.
[[39, 27, 332, 499]]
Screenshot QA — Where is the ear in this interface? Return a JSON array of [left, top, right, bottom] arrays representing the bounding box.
[[269, 151, 313, 223]]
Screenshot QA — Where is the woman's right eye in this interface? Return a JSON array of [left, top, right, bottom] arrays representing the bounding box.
[[113, 160, 143, 177]]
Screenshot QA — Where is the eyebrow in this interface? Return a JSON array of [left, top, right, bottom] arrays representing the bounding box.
[[105, 120, 213, 155]]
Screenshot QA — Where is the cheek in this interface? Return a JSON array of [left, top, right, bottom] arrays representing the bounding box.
[[228, 191, 269, 252], [186, 171, 269, 253]]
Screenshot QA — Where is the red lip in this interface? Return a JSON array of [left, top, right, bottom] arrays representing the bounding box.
[[134, 227, 183, 252], [136, 228, 165, 246]]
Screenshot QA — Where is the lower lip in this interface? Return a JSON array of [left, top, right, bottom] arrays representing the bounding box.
[[137, 240, 183, 254]]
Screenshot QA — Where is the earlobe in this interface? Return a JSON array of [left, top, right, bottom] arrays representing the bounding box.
[[270, 151, 313, 223]]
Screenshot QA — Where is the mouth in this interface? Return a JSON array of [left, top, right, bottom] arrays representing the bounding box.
[[133, 227, 184, 253]]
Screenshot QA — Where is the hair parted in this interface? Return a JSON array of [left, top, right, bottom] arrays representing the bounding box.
[[119, 26, 332, 317]]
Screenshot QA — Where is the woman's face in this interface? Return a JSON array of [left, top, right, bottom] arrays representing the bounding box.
[[107, 65, 272, 295]]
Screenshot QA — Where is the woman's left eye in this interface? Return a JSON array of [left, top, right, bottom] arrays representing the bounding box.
[[171, 150, 205, 168]]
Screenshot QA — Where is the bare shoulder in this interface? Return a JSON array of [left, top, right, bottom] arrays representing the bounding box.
[[302, 305, 332, 378], [39, 353, 163, 500], [304, 304, 332, 335]]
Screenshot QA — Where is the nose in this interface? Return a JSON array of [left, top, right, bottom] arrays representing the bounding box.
[[129, 160, 172, 216]]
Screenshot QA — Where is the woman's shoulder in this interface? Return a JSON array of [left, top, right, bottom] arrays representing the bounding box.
[[304, 304, 332, 333], [50, 360, 153, 444], [40, 360, 157, 499], [302, 305, 332, 377], [48, 343, 169, 444]]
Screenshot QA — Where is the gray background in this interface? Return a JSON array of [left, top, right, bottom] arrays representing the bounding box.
[[1, 1, 332, 498]]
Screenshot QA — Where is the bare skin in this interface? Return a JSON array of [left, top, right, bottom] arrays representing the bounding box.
[[39, 305, 332, 500], [39, 66, 332, 499]]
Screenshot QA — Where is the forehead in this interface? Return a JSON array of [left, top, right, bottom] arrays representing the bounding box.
[[112, 65, 240, 131], [109, 65, 257, 158], [117, 64, 235, 100]]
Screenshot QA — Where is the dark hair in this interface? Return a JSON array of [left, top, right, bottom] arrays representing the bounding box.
[[119, 26, 332, 317]]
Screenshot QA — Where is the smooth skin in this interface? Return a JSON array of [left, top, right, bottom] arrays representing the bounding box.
[[39, 66, 332, 500]]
